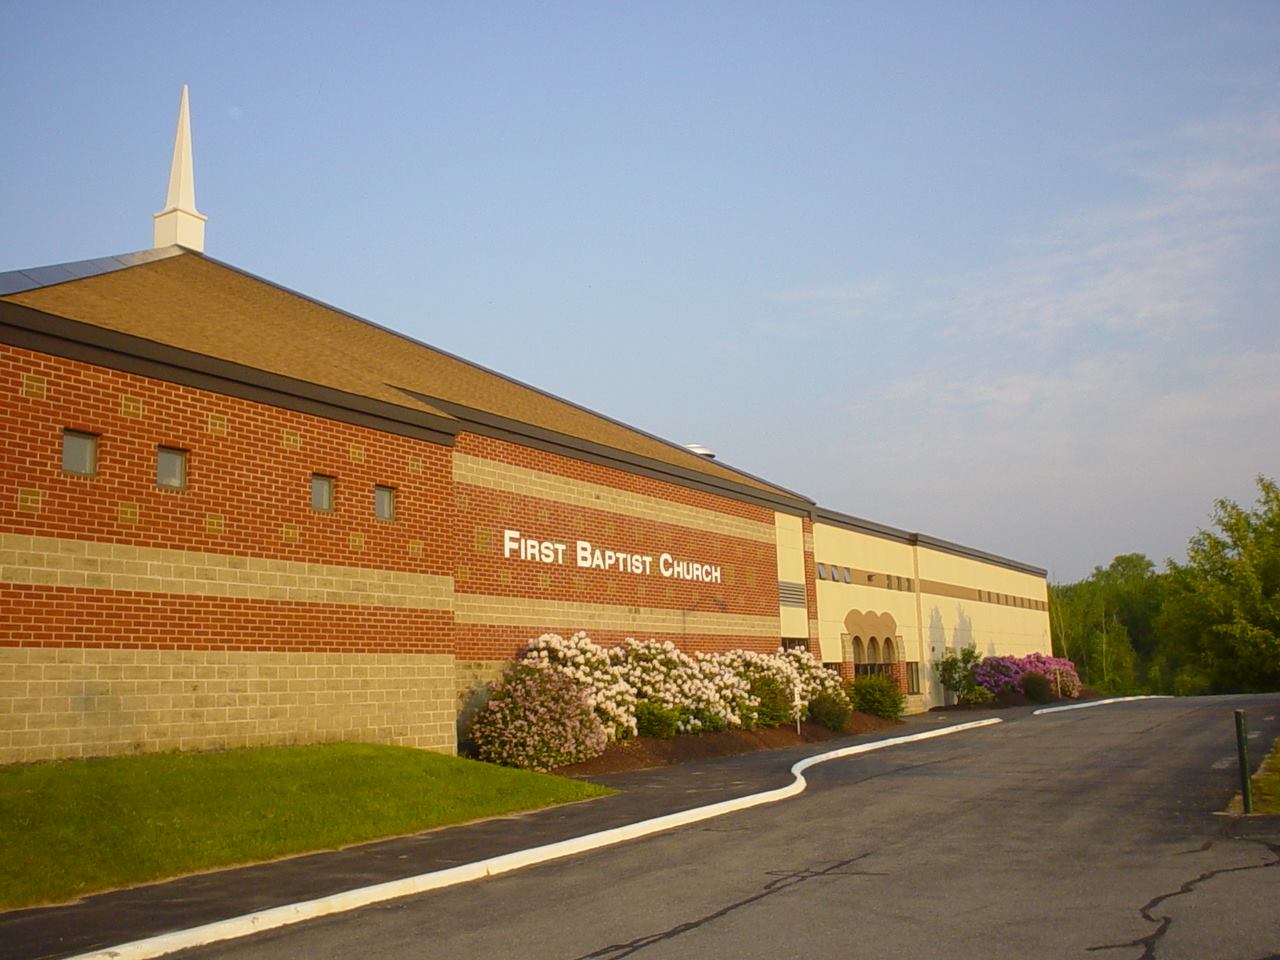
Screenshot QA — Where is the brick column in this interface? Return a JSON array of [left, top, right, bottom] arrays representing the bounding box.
[[889, 661, 908, 693]]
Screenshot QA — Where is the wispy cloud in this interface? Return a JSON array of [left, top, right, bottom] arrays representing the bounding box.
[[772, 102, 1279, 349], [776, 97, 1280, 579]]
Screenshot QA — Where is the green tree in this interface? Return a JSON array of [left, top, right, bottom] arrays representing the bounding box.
[[1050, 558, 1150, 694], [1158, 477, 1280, 693]]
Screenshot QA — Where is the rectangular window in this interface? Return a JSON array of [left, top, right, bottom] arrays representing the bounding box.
[[311, 474, 335, 512], [156, 447, 187, 489], [374, 485, 396, 521], [907, 662, 922, 695], [61, 430, 98, 476]]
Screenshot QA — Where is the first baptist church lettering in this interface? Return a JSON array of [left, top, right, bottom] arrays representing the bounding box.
[[503, 529, 723, 583], [0, 88, 1054, 765]]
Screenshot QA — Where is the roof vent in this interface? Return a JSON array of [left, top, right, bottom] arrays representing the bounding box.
[[683, 443, 716, 459], [152, 85, 207, 252]]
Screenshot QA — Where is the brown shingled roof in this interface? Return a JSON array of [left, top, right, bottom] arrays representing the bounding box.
[[2, 249, 806, 502]]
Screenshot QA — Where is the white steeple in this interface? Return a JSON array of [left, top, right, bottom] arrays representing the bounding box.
[[153, 85, 207, 251]]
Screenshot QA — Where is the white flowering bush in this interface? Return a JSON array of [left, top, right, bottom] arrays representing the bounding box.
[[474, 633, 859, 766], [613, 640, 753, 733], [782, 647, 849, 705], [710, 649, 806, 727], [521, 632, 637, 738]]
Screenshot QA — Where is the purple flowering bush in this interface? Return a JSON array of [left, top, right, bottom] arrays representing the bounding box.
[[471, 663, 608, 771], [973, 653, 1082, 699]]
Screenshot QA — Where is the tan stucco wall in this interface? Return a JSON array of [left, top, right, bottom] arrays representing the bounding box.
[[812, 523, 919, 664], [774, 512, 809, 639], [812, 521, 1052, 708]]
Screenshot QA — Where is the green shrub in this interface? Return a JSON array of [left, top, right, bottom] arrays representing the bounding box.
[[1021, 671, 1053, 703], [807, 691, 852, 732], [471, 664, 607, 771], [746, 674, 794, 728], [690, 708, 728, 733], [848, 674, 906, 720], [635, 701, 680, 739], [935, 647, 990, 705], [965, 685, 994, 705]]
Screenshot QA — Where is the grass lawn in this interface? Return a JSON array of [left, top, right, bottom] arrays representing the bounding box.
[[1252, 736, 1280, 815], [0, 742, 612, 909]]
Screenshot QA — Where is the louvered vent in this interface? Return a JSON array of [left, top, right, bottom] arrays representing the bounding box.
[[778, 581, 807, 608]]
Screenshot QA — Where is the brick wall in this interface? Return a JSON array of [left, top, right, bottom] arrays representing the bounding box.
[[1, 343, 455, 656], [2, 342, 798, 761], [451, 433, 783, 661]]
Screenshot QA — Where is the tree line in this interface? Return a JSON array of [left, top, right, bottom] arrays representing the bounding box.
[[1050, 476, 1280, 696]]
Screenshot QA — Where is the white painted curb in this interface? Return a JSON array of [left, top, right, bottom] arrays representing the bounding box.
[[70, 717, 1002, 960], [1033, 695, 1173, 715]]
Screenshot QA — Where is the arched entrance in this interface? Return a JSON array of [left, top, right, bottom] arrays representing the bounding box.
[[842, 608, 905, 687]]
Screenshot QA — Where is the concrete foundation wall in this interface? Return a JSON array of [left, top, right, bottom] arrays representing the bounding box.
[[0, 647, 457, 764]]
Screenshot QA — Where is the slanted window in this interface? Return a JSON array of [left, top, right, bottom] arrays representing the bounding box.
[[374, 485, 396, 522], [816, 563, 828, 580], [62, 430, 98, 476], [311, 474, 335, 512], [156, 447, 187, 489]]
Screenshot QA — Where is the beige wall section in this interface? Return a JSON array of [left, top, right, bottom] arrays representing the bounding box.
[[454, 593, 780, 638], [774, 512, 808, 639], [0, 534, 454, 609], [812, 520, 1052, 708], [812, 523, 920, 665], [915, 546, 1051, 705], [454, 453, 776, 544], [0, 647, 458, 764]]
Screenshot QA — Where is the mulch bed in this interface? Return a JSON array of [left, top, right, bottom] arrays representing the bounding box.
[[552, 712, 899, 776]]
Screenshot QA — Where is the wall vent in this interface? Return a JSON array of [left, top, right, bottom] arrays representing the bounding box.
[[778, 581, 807, 607]]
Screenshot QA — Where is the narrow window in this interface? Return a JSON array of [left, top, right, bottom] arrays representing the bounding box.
[[156, 447, 187, 489], [62, 430, 98, 476], [311, 474, 335, 512], [816, 563, 827, 580], [374, 485, 396, 522], [842, 567, 852, 584]]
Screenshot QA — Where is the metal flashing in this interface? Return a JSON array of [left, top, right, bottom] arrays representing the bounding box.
[[0, 247, 184, 296]]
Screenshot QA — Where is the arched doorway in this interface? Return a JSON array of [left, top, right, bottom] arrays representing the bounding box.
[[850, 636, 865, 664]]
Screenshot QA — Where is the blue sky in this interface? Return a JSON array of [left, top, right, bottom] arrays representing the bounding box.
[[2, 2, 1277, 581]]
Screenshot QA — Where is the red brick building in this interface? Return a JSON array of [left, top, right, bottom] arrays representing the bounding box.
[[0, 247, 829, 762], [0, 93, 1050, 764]]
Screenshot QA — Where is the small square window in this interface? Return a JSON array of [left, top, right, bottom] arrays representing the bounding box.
[[156, 447, 187, 489], [311, 474, 335, 512], [62, 430, 98, 476], [374, 485, 396, 522]]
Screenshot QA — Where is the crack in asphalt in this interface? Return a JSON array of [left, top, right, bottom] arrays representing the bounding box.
[[570, 854, 881, 959], [1087, 839, 1280, 960]]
